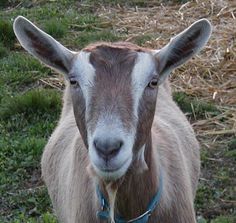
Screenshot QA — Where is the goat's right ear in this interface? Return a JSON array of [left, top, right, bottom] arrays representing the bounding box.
[[154, 19, 212, 84], [13, 16, 74, 75]]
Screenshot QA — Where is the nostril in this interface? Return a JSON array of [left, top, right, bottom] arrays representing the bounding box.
[[113, 140, 123, 151], [94, 138, 123, 160]]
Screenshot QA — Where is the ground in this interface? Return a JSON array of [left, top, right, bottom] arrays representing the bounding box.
[[0, 0, 235, 222]]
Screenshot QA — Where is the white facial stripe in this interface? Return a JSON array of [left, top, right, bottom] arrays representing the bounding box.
[[71, 51, 96, 128], [131, 52, 156, 119], [71, 51, 95, 105]]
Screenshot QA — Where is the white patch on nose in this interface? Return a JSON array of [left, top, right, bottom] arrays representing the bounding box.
[[88, 116, 134, 180], [131, 52, 156, 119]]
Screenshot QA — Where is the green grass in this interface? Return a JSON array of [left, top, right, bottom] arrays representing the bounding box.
[[0, 0, 8, 8], [0, 89, 61, 120], [0, 43, 8, 59], [0, 52, 46, 73], [195, 138, 236, 222], [11, 212, 57, 223], [134, 34, 154, 46], [211, 216, 236, 223], [0, 19, 16, 48], [0, 90, 61, 222], [198, 216, 236, 223], [75, 30, 120, 48], [69, 14, 103, 31], [44, 18, 67, 39], [173, 91, 219, 119], [228, 138, 236, 151], [0, 52, 51, 96]]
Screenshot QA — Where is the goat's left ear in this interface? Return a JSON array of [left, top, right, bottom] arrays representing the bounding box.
[[13, 16, 74, 75], [155, 19, 212, 84]]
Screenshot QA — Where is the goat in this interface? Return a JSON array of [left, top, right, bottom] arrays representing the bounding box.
[[13, 16, 212, 223]]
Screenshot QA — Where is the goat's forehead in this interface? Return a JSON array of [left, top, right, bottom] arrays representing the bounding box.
[[72, 49, 156, 86]]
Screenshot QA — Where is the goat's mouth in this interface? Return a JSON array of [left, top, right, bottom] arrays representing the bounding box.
[[92, 157, 132, 181], [89, 153, 132, 181], [98, 156, 130, 172]]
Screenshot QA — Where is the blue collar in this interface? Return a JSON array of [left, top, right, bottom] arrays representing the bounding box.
[[96, 170, 163, 223]]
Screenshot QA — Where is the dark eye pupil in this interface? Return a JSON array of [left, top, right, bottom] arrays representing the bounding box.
[[70, 80, 77, 85], [151, 80, 158, 85], [149, 79, 158, 88]]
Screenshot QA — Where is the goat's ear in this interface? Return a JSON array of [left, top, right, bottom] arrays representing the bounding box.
[[13, 16, 74, 75], [155, 19, 212, 84]]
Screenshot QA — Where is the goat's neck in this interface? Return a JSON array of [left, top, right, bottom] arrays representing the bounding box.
[[101, 134, 161, 220]]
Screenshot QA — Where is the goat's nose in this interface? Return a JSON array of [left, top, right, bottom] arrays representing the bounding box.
[[94, 138, 123, 160]]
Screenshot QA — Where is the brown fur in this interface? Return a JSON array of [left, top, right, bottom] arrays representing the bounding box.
[[84, 41, 151, 53], [41, 42, 200, 223], [88, 45, 137, 132]]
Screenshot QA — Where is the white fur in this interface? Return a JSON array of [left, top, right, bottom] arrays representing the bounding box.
[[131, 52, 156, 119], [106, 183, 118, 223], [71, 51, 95, 109]]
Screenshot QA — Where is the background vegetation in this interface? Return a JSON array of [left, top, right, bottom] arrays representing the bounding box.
[[0, 0, 235, 222]]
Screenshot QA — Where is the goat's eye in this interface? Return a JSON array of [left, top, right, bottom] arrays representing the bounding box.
[[69, 79, 79, 87], [148, 78, 158, 89]]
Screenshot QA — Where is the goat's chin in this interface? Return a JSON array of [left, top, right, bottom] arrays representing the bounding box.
[[88, 158, 131, 182]]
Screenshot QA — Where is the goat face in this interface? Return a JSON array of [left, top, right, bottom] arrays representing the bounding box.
[[69, 46, 159, 181], [13, 16, 212, 181]]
